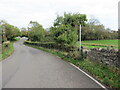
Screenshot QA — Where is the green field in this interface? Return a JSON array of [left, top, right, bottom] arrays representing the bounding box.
[[82, 39, 119, 49]]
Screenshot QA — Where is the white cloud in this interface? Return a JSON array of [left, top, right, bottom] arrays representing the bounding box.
[[0, 0, 119, 30]]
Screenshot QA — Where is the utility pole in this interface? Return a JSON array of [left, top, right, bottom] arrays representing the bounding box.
[[79, 24, 81, 51]]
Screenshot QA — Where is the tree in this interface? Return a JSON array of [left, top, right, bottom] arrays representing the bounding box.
[[28, 21, 45, 41], [0, 20, 7, 42], [3, 24, 20, 40], [21, 27, 28, 37], [81, 17, 118, 41], [50, 13, 87, 46], [0, 20, 21, 41]]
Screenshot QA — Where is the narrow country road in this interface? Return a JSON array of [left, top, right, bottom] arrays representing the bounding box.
[[2, 38, 104, 88]]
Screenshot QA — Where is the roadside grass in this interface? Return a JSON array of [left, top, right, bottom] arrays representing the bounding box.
[[0, 42, 14, 61], [82, 39, 119, 49], [0, 53, 2, 61], [0, 37, 20, 61], [25, 43, 120, 89]]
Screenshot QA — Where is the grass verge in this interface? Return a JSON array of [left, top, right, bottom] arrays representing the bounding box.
[[0, 42, 14, 61], [25, 43, 120, 89], [0, 38, 20, 61]]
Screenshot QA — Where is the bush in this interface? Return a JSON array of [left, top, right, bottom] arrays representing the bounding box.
[[67, 51, 81, 60], [28, 21, 45, 42], [24, 41, 78, 52]]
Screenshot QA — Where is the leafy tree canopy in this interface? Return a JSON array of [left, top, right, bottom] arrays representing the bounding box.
[[28, 21, 45, 41]]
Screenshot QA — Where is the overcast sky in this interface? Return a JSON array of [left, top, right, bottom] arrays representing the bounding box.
[[0, 0, 119, 30], [118, 1, 120, 29]]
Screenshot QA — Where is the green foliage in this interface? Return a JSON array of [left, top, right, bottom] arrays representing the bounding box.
[[54, 13, 87, 27], [56, 32, 67, 44], [44, 31, 54, 42], [0, 20, 21, 41], [20, 27, 28, 37], [28, 21, 45, 41], [24, 41, 78, 52], [50, 13, 87, 46], [1, 42, 14, 61], [67, 51, 81, 60], [4, 24, 20, 40], [81, 18, 118, 41]]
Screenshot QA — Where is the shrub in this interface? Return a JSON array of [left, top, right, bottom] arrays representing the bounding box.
[[67, 51, 81, 60], [24, 41, 78, 52]]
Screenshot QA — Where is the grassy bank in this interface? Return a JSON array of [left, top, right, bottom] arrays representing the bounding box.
[[0, 38, 20, 61], [0, 42, 14, 61], [25, 43, 120, 89]]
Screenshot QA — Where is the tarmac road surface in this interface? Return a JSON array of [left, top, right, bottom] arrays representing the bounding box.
[[2, 38, 104, 88]]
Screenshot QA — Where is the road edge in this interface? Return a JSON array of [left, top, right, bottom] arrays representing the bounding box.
[[69, 63, 107, 90]]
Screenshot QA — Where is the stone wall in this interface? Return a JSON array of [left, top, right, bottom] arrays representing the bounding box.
[[84, 48, 120, 68]]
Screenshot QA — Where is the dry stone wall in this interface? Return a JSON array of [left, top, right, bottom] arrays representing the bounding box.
[[84, 48, 119, 67]]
